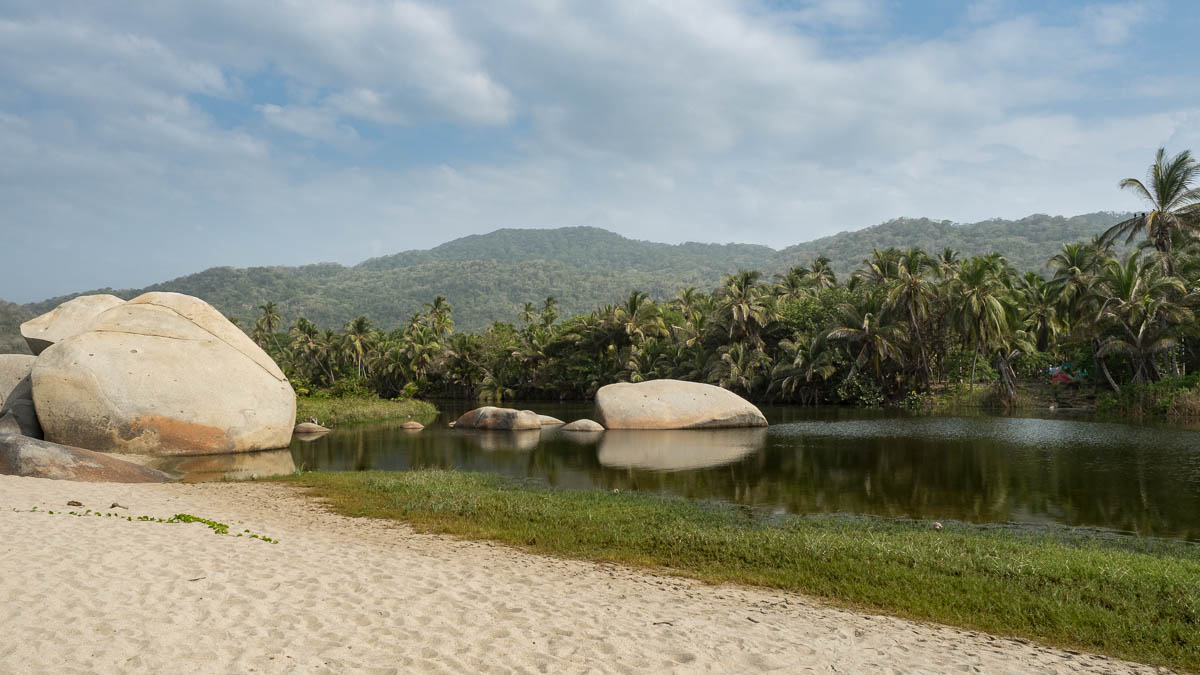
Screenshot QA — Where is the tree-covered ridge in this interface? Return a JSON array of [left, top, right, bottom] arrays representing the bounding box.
[[7, 212, 1132, 341], [774, 212, 1130, 276], [245, 149, 1200, 413]]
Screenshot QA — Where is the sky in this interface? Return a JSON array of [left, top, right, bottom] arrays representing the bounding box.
[[2, 0, 1199, 302]]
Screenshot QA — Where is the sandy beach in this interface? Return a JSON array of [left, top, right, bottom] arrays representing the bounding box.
[[0, 475, 1165, 674]]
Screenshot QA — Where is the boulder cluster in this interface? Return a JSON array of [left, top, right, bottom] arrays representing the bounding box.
[[1, 293, 296, 482], [453, 379, 766, 435]]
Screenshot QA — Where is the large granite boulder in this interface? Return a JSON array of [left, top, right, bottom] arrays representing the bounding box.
[[0, 354, 35, 406], [20, 294, 125, 355], [453, 406, 542, 430], [31, 292, 295, 455], [0, 375, 42, 438], [0, 435, 172, 483], [594, 379, 767, 429]]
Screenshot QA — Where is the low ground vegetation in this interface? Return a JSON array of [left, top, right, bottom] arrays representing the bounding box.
[[295, 396, 437, 427]]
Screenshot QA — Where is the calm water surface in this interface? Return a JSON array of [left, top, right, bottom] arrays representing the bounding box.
[[280, 402, 1200, 541]]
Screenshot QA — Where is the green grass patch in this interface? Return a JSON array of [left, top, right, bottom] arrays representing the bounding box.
[[295, 396, 438, 427], [282, 469, 1200, 671]]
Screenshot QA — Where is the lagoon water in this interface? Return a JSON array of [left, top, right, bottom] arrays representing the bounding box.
[[285, 402, 1200, 541]]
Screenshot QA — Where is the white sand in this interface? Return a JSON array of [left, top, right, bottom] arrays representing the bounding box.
[[0, 475, 1166, 674]]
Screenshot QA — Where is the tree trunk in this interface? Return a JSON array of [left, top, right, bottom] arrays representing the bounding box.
[[969, 338, 980, 392], [1093, 340, 1120, 394]]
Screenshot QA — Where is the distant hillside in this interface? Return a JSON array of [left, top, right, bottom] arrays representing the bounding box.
[[5, 213, 1129, 342], [774, 212, 1129, 275]]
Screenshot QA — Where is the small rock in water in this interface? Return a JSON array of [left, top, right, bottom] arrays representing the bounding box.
[[67, 500, 83, 507], [932, 522, 943, 531]]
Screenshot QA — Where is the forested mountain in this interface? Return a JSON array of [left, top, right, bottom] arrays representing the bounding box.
[[774, 212, 1129, 274], [4, 212, 1129, 340]]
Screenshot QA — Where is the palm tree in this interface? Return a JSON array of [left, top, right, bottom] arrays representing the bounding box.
[[954, 257, 1010, 391], [541, 296, 559, 327], [312, 329, 341, 385], [1093, 252, 1190, 386], [769, 334, 835, 404], [707, 341, 770, 396], [1103, 147, 1200, 272], [424, 296, 454, 337], [809, 256, 837, 290], [827, 297, 906, 386], [884, 248, 936, 382], [343, 316, 374, 379], [518, 302, 537, 326], [257, 301, 284, 355], [617, 291, 666, 345], [717, 270, 770, 343], [1015, 272, 1063, 352], [773, 267, 811, 300]]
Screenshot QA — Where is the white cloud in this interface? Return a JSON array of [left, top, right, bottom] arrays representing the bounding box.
[[0, 0, 1196, 301]]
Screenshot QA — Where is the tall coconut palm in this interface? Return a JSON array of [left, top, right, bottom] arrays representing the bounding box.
[[769, 334, 835, 404], [884, 249, 936, 381], [255, 301, 285, 355], [1093, 252, 1190, 386], [518, 302, 538, 327], [954, 257, 1010, 391], [541, 296, 559, 327], [1102, 147, 1200, 272], [424, 296, 454, 337], [717, 270, 770, 343], [827, 297, 906, 386], [343, 316, 374, 379], [809, 256, 837, 290], [707, 341, 771, 396], [1015, 272, 1063, 352], [773, 267, 811, 300]]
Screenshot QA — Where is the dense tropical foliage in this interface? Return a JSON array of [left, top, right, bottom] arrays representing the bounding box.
[[255, 150, 1200, 412]]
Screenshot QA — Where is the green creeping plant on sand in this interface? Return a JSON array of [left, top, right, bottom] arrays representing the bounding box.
[[18, 507, 279, 544]]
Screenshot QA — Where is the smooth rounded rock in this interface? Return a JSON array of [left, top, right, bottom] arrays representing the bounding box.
[[20, 294, 125, 355], [561, 419, 604, 432], [453, 406, 541, 431], [401, 421, 424, 430], [594, 379, 767, 429], [529, 413, 565, 426], [0, 435, 172, 483], [0, 354, 35, 407], [0, 375, 42, 438], [294, 422, 330, 434], [32, 292, 295, 455]]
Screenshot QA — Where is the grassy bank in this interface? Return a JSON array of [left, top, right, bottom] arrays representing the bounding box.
[[1098, 374, 1200, 420], [295, 396, 438, 427], [283, 470, 1200, 671]]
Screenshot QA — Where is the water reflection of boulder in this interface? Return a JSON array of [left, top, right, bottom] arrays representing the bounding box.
[[597, 428, 766, 472], [293, 432, 329, 443], [139, 448, 297, 482], [559, 429, 604, 446], [462, 429, 542, 452]]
